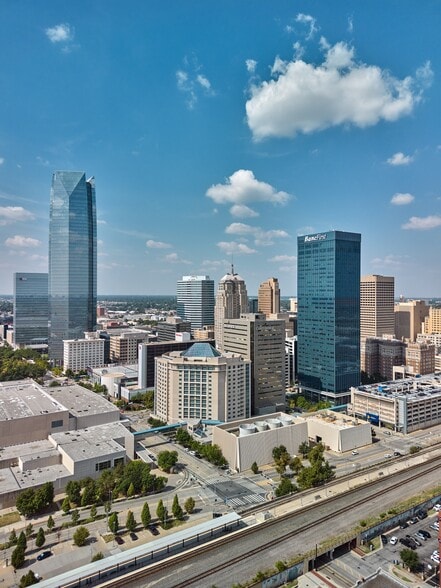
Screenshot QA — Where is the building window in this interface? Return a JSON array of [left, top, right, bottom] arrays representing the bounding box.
[[51, 419, 64, 428], [95, 460, 111, 471]]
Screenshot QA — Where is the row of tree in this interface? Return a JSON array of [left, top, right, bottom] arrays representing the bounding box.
[[0, 346, 49, 381], [16, 483, 54, 518], [175, 429, 228, 467]]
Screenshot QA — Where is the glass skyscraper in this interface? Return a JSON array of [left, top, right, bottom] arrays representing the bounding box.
[[49, 171, 97, 362], [297, 230, 361, 404], [176, 275, 215, 332], [13, 272, 48, 348]]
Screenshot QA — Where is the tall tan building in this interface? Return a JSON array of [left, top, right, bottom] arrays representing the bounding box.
[[405, 341, 435, 375], [222, 313, 285, 415], [360, 275, 395, 341], [423, 307, 441, 334], [154, 343, 251, 423], [395, 300, 429, 342], [258, 277, 280, 316], [214, 266, 248, 351]]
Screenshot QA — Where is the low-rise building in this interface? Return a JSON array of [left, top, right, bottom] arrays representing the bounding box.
[[350, 373, 441, 433]]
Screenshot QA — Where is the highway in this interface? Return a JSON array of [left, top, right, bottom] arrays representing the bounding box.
[[98, 452, 441, 588]]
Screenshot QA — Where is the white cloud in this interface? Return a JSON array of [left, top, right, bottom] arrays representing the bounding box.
[[269, 254, 297, 263], [0, 157, 4, 165], [391, 192, 414, 206], [347, 16, 354, 34], [97, 219, 107, 225], [45, 23, 73, 43], [176, 57, 214, 109], [295, 13, 318, 40], [402, 215, 441, 230], [246, 59, 257, 73], [164, 252, 192, 264], [206, 170, 290, 207], [387, 152, 414, 166], [246, 40, 432, 141], [230, 204, 259, 218], [146, 239, 172, 249], [217, 241, 256, 255], [293, 42, 304, 60], [0, 206, 35, 225], [225, 222, 289, 246], [371, 254, 408, 267], [5, 235, 41, 248]]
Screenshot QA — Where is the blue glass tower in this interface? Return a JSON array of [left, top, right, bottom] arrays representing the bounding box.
[[177, 275, 215, 332], [13, 273, 48, 348], [49, 172, 97, 362], [297, 230, 361, 404]]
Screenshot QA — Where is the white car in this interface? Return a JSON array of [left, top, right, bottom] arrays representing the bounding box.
[[431, 554, 440, 563], [352, 450, 359, 455], [390, 536, 398, 545], [384, 453, 392, 458], [433, 503, 441, 511]]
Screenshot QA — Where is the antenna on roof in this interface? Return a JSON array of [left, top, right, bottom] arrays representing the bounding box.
[[231, 254, 235, 276]]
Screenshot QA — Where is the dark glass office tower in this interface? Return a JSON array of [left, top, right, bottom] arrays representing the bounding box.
[[13, 273, 48, 348], [49, 172, 97, 362], [297, 230, 361, 404]]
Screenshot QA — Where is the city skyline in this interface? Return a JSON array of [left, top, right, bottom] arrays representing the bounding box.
[[0, 2, 440, 296]]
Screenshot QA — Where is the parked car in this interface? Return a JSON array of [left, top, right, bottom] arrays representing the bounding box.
[[130, 532, 138, 541], [415, 531, 427, 541], [399, 537, 415, 549], [148, 525, 160, 536], [409, 517, 419, 524], [419, 530, 431, 539], [399, 521, 409, 529], [431, 553, 440, 563], [384, 453, 392, 458], [114, 536, 124, 545], [416, 510, 427, 520], [389, 536, 398, 545], [380, 534, 388, 545], [351, 450, 359, 455], [37, 551, 52, 561], [393, 451, 402, 456], [433, 503, 441, 511], [405, 535, 419, 548]]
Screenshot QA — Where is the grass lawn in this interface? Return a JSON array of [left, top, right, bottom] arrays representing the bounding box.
[[0, 512, 20, 527]]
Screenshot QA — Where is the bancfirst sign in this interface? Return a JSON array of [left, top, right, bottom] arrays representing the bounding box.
[[304, 233, 327, 243]]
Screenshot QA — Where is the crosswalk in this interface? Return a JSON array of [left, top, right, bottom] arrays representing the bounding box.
[[226, 493, 266, 508]]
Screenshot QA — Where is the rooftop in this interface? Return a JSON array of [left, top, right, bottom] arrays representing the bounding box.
[[44, 384, 120, 417], [182, 343, 221, 358], [0, 380, 66, 421], [354, 372, 441, 402]]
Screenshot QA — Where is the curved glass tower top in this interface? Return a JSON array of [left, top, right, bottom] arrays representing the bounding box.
[[49, 171, 97, 362]]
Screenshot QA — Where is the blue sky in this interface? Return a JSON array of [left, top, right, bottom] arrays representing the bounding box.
[[0, 1, 440, 297]]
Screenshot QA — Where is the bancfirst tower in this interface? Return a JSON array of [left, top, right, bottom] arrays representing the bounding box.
[[214, 265, 248, 351], [49, 171, 97, 363]]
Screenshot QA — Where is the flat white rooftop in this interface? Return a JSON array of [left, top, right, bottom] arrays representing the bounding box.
[[0, 380, 66, 421], [45, 384, 120, 418]]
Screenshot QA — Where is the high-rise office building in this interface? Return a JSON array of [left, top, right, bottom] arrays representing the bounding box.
[[49, 171, 97, 362], [394, 300, 429, 342], [360, 275, 395, 340], [297, 230, 361, 404], [258, 277, 280, 316], [214, 266, 248, 350], [222, 313, 285, 415], [423, 307, 441, 335], [176, 275, 214, 332], [13, 273, 48, 349]]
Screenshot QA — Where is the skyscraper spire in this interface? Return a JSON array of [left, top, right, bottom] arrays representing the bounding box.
[[214, 267, 248, 350]]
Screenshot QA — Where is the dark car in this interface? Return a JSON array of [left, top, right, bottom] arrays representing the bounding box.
[[405, 535, 419, 548], [148, 526, 160, 536], [399, 537, 415, 549], [129, 532, 138, 541], [409, 517, 419, 524], [37, 551, 52, 561], [393, 451, 402, 456], [114, 536, 124, 545], [419, 529, 431, 539], [380, 535, 388, 545], [399, 521, 409, 529], [416, 511, 427, 520]]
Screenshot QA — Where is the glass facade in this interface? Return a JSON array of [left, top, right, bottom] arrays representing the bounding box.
[[49, 171, 97, 362], [297, 231, 361, 402], [177, 275, 215, 331], [13, 272, 48, 347]]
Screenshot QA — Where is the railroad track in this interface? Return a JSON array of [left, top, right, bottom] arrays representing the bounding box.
[[96, 453, 441, 588]]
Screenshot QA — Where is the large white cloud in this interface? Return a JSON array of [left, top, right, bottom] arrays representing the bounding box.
[[225, 222, 288, 246], [402, 215, 441, 230], [391, 193, 414, 206], [246, 40, 432, 141], [0, 206, 35, 225], [206, 170, 290, 206], [5, 235, 41, 248], [217, 241, 256, 255]]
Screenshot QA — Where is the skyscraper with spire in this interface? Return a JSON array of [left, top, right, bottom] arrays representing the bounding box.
[[48, 171, 97, 363], [214, 265, 248, 350]]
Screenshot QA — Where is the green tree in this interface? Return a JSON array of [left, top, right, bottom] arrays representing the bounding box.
[[290, 456, 304, 474], [251, 462, 259, 474], [66, 481, 81, 505], [172, 495, 184, 521], [157, 450, 178, 473], [19, 570, 39, 587], [71, 509, 80, 526], [25, 523, 33, 538], [47, 515, 55, 532], [35, 528, 45, 549], [298, 441, 310, 458], [308, 443, 325, 465], [127, 482, 135, 498], [11, 545, 25, 570], [16, 489, 38, 518], [409, 445, 421, 454], [17, 531, 27, 551], [275, 561, 287, 572], [90, 505, 97, 520], [400, 548, 419, 571], [184, 497, 195, 514], [81, 481, 96, 507], [8, 529, 17, 546], [108, 512, 119, 535], [275, 477, 297, 497], [91, 552, 104, 562], [141, 502, 151, 528], [62, 496, 71, 514], [156, 499, 167, 527], [125, 510, 137, 532], [73, 526, 90, 547]]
